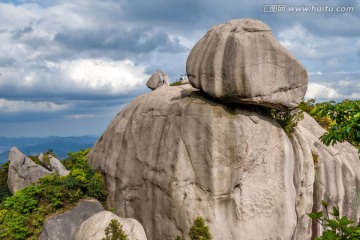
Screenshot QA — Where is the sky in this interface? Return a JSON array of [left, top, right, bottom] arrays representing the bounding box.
[[0, 0, 359, 137]]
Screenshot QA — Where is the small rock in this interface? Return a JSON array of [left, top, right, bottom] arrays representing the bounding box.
[[146, 70, 170, 90]]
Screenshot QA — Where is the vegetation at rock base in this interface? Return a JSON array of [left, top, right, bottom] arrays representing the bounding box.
[[176, 216, 212, 240], [0, 148, 107, 240], [0, 162, 10, 204], [308, 201, 360, 239], [102, 219, 128, 240], [176, 236, 185, 240], [189, 217, 212, 240]]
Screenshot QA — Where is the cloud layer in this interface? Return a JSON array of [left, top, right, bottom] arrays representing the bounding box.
[[0, 0, 359, 137]]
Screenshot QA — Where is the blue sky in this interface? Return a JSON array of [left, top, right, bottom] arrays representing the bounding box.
[[0, 0, 359, 137]]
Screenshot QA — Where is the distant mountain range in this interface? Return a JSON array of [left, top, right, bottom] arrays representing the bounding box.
[[0, 136, 99, 164]]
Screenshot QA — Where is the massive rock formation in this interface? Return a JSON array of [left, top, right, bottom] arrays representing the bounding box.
[[146, 70, 170, 90], [88, 86, 360, 239], [186, 19, 308, 110], [88, 85, 297, 239], [74, 211, 147, 240], [7, 147, 52, 194], [87, 18, 359, 240]]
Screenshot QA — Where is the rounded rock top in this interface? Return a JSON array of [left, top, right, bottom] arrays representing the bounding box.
[[186, 18, 308, 110]]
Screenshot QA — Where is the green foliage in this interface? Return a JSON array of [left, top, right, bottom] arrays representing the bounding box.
[[28, 156, 42, 166], [307, 201, 360, 239], [188, 217, 212, 240], [29, 149, 57, 171], [0, 162, 10, 204], [298, 99, 332, 129], [298, 99, 316, 113], [42, 153, 51, 168], [270, 109, 304, 136], [176, 236, 185, 240], [170, 80, 183, 86], [310, 100, 360, 150], [0, 148, 107, 239], [102, 219, 128, 240]]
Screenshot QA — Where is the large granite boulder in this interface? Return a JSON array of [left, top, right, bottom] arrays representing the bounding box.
[[88, 86, 360, 239], [186, 18, 308, 110], [39, 199, 104, 240], [7, 147, 52, 194], [146, 70, 170, 90], [88, 85, 297, 239], [74, 211, 147, 240]]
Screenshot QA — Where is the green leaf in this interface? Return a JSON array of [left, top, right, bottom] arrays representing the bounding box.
[[321, 230, 337, 240], [338, 216, 353, 227], [307, 211, 323, 220], [330, 206, 339, 217], [325, 219, 340, 230], [321, 201, 329, 207]]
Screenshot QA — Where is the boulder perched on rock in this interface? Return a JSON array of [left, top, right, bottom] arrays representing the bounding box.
[[146, 70, 170, 90], [40, 199, 104, 240], [88, 85, 360, 239], [7, 147, 52, 194], [186, 18, 308, 110], [74, 211, 147, 240], [38, 153, 70, 176]]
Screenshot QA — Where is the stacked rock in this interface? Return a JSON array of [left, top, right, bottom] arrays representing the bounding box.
[[186, 18, 308, 110], [146, 70, 170, 90]]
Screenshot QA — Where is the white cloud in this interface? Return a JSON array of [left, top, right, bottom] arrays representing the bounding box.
[[338, 80, 353, 87], [0, 98, 69, 113], [0, 58, 149, 96], [65, 114, 96, 119], [305, 83, 341, 99], [348, 93, 360, 99], [0, 3, 42, 30], [57, 58, 149, 94], [278, 25, 356, 61], [309, 71, 322, 75]]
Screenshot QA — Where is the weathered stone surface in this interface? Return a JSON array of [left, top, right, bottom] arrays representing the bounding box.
[[291, 113, 360, 239], [7, 147, 52, 194], [39, 153, 70, 176], [88, 85, 297, 240], [146, 70, 170, 90], [88, 86, 360, 239], [39, 199, 104, 240], [186, 18, 308, 110], [74, 211, 147, 240]]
